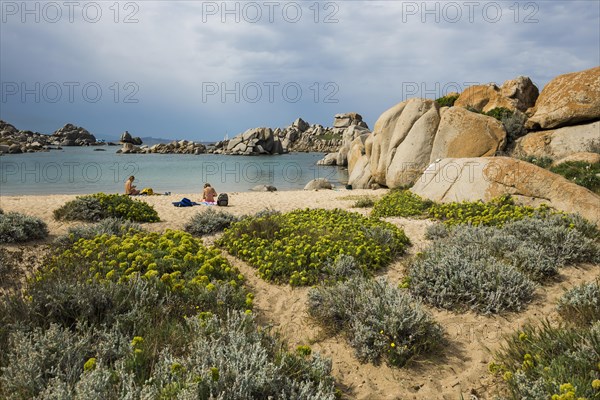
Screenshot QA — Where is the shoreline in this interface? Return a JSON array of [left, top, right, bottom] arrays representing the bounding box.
[[0, 189, 384, 237]]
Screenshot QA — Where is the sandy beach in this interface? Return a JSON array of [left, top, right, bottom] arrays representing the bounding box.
[[1, 189, 598, 399]]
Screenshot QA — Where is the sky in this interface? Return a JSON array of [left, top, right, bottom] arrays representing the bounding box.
[[1, 0, 599, 141]]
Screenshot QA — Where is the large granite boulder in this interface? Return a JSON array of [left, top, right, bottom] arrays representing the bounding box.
[[292, 118, 310, 132], [429, 106, 506, 161], [336, 125, 371, 166], [52, 123, 96, 146], [552, 152, 600, 166], [334, 112, 367, 129], [304, 178, 333, 190], [347, 98, 507, 189], [454, 76, 539, 113], [372, 98, 442, 188], [513, 121, 600, 159], [411, 157, 600, 226], [526, 66, 600, 129]]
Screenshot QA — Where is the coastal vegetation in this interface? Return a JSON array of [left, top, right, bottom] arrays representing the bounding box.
[[0, 211, 48, 244], [53, 193, 160, 222], [217, 208, 410, 286]]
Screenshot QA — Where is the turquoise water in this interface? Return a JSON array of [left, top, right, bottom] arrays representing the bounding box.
[[0, 148, 348, 195]]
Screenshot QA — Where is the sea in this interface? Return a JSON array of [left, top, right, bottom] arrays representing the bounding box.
[[0, 147, 349, 196]]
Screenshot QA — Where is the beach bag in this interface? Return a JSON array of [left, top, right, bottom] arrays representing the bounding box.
[[217, 193, 228, 206], [140, 188, 154, 195]]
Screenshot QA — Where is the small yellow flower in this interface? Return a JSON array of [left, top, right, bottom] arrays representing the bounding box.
[[503, 371, 513, 381], [390, 343, 395, 348], [592, 379, 600, 390], [518, 332, 528, 341]]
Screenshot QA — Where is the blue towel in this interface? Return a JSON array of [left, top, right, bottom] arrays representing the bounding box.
[[172, 198, 199, 207]]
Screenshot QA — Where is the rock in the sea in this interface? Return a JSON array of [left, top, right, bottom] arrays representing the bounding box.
[[304, 178, 333, 190], [513, 121, 600, 159], [52, 123, 96, 146], [252, 184, 277, 192], [120, 131, 133, 143], [526, 66, 600, 129], [455, 76, 539, 113], [411, 157, 600, 226], [317, 153, 338, 166]]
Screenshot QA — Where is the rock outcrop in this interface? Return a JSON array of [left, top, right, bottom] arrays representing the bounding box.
[[117, 140, 207, 155], [52, 124, 96, 146], [513, 121, 600, 159], [0, 120, 97, 154], [217, 115, 368, 156], [411, 157, 600, 226], [347, 98, 507, 188], [526, 66, 600, 129], [454, 76, 539, 113]]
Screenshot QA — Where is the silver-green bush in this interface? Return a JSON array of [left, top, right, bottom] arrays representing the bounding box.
[[0, 211, 48, 243], [307, 277, 443, 367], [184, 208, 240, 237], [410, 241, 536, 314], [410, 216, 600, 314], [1, 312, 337, 400], [556, 279, 600, 326]]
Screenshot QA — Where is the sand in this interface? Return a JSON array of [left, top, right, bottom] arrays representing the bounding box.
[[1, 189, 598, 399]]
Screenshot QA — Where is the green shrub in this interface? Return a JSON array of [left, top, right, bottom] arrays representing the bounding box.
[[409, 234, 536, 314], [484, 107, 513, 121], [434, 94, 459, 107], [184, 208, 240, 236], [371, 189, 432, 218], [53, 193, 159, 222], [550, 161, 600, 194], [1, 310, 337, 399], [142, 312, 337, 399], [0, 229, 256, 398], [410, 216, 599, 314], [352, 196, 376, 208], [218, 208, 410, 286], [0, 211, 48, 244], [0, 248, 22, 289], [557, 279, 600, 326], [520, 155, 554, 169], [45, 230, 247, 303], [427, 194, 552, 227], [324, 254, 363, 282], [54, 218, 143, 248], [492, 320, 600, 400], [307, 277, 443, 367]]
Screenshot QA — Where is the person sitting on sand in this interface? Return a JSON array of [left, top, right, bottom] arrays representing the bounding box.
[[125, 176, 140, 195], [202, 183, 217, 202]]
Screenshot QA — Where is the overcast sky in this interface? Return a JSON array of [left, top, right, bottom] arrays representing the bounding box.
[[1, 0, 598, 141]]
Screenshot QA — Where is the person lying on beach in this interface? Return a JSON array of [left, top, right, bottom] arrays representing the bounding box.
[[202, 183, 217, 202], [125, 176, 140, 195]]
